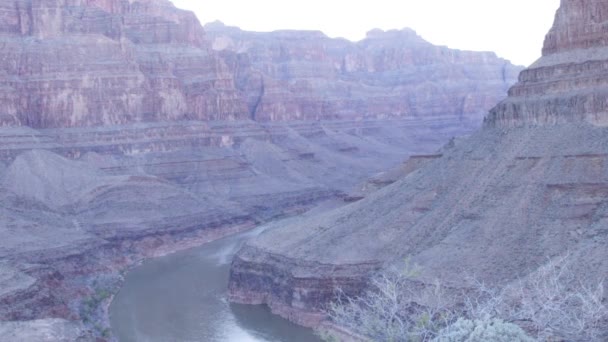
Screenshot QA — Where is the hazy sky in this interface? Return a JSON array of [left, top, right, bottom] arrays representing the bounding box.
[[171, 0, 561, 66]]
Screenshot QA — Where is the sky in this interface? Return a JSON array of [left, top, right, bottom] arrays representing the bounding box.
[[171, 0, 561, 67]]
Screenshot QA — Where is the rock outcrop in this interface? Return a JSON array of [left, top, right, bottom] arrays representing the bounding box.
[[205, 22, 521, 124], [486, 0, 608, 127], [0, 0, 245, 128], [228, 0, 608, 334]]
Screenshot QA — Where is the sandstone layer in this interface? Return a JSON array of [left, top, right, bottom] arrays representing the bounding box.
[[0, 0, 522, 340], [205, 22, 521, 124], [486, 0, 608, 127], [0, 0, 520, 128], [228, 0, 608, 336]]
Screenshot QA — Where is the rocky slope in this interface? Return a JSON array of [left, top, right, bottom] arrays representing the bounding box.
[[0, 119, 453, 340], [0, 0, 522, 340], [228, 0, 608, 336]]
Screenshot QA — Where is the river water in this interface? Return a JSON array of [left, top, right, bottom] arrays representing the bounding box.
[[109, 225, 322, 342]]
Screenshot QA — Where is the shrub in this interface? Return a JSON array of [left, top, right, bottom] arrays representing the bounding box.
[[466, 253, 608, 341], [324, 254, 607, 342], [325, 259, 456, 342], [433, 318, 535, 342]]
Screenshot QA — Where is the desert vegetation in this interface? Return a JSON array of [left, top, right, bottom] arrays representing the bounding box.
[[322, 255, 607, 342]]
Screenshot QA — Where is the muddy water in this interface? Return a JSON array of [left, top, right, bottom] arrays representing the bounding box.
[[109, 226, 322, 342]]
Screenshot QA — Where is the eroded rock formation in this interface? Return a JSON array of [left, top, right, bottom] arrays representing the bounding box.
[[0, 0, 520, 128], [228, 0, 608, 335], [205, 22, 521, 124], [0, 0, 245, 128], [486, 0, 608, 127]]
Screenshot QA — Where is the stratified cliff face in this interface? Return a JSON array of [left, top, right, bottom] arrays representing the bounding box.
[[0, 0, 204, 43], [0, 0, 521, 128], [0, 0, 247, 128], [228, 0, 608, 334], [542, 0, 608, 54], [486, 0, 608, 127], [205, 22, 521, 123]]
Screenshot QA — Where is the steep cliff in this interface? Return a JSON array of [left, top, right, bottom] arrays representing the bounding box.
[[486, 0, 608, 127], [0, 0, 246, 128], [0, 0, 521, 128], [205, 22, 521, 124], [228, 1, 608, 336]]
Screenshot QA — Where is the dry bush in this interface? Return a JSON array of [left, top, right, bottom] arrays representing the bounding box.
[[467, 254, 607, 342], [325, 259, 457, 342], [324, 254, 607, 342], [433, 318, 535, 342]]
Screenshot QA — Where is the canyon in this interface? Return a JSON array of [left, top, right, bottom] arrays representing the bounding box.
[[227, 0, 608, 340], [0, 0, 521, 340], [0, 0, 520, 128]]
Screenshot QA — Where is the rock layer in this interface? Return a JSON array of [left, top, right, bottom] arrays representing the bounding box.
[[486, 0, 608, 127], [228, 0, 608, 334], [205, 22, 521, 124], [0, 0, 245, 128], [229, 124, 608, 328], [0, 0, 520, 128]]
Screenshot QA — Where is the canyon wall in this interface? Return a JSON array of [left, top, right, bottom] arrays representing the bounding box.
[[486, 0, 608, 127], [0, 0, 245, 128], [0, 0, 520, 128], [205, 22, 520, 124]]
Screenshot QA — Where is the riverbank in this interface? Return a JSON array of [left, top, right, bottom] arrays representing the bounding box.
[[95, 220, 259, 340], [0, 216, 257, 341], [85, 201, 334, 340], [108, 209, 338, 342]]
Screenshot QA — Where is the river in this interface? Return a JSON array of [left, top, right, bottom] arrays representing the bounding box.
[[109, 225, 322, 342]]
